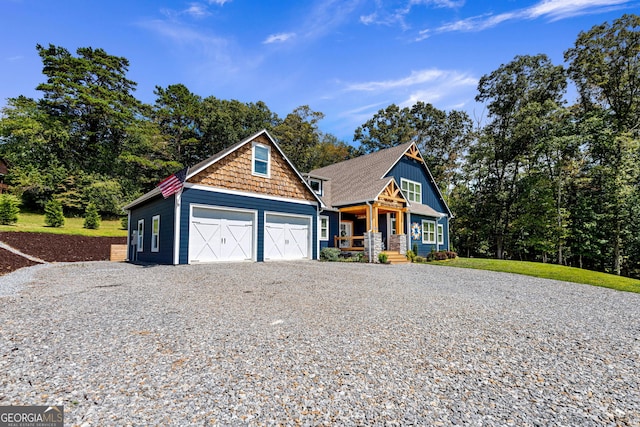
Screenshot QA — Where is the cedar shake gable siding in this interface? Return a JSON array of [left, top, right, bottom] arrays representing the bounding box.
[[188, 134, 317, 202]]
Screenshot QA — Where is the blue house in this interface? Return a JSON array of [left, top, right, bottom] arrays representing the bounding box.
[[124, 131, 452, 265], [306, 141, 452, 262], [124, 130, 323, 264]]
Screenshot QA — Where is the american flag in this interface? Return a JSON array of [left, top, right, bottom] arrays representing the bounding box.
[[158, 167, 188, 198]]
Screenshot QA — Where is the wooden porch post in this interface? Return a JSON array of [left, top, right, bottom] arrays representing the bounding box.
[[372, 205, 379, 232], [396, 209, 404, 234]]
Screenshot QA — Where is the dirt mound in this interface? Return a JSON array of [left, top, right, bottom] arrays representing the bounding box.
[[0, 232, 127, 276]]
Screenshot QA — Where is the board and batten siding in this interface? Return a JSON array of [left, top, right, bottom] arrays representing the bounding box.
[[387, 156, 449, 215], [178, 187, 318, 263], [128, 194, 175, 264], [408, 214, 449, 257], [319, 211, 340, 250]]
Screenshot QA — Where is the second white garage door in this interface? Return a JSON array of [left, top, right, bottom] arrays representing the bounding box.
[[264, 214, 311, 260], [189, 206, 255, 263]]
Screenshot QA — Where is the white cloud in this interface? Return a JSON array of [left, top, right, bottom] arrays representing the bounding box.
[[208, 0, 231, 5], [346, 69, 476, 92], [420, 0, 630, 36], [360, 13, 377, 25], [526, 0, 627, 20], [360, 0, 463, 28], [263, 33, 296, 44], [184, 3, 210, 18], [138, 19, 235, 72]]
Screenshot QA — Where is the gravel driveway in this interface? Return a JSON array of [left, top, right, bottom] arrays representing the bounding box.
[[1, 261, 638, 426]]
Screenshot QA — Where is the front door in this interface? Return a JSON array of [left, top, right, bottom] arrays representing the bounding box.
[[339, 221, 352, 248]]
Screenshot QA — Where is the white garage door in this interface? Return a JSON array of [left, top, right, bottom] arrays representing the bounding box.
[[189, 207, 255, 263], [264, 214, 311, 260]]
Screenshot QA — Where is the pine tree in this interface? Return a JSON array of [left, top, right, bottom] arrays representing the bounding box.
[[83, 202, 101, 229], [0, 194, 20, 225], [44, 199, 65, 227]]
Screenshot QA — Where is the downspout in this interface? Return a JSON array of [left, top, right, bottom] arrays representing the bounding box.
[[126, 210, 131, 262], [173, 189, 182, 265], [435, 216, 440, 252], [406, 209, 411, 254], [446, 215, 450, 251], [366, 201, 373, 263], [316, 204, 321, 260]]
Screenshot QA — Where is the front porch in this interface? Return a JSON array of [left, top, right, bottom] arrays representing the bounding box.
[[334, 202, 408, 262]]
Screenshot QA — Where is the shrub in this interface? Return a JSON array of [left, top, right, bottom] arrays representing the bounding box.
[[83, 202, 101, 229], [426, 250, 458, 261], [414, 256, 426, 263], [44, 199, 65, 227], [406, 249, 416, 262], [320, 247, 341, 261], [434, 251, 448, 261], [0, 194, 20, 225], [120, 215, 128, 230], [378, 252, 388, 264]]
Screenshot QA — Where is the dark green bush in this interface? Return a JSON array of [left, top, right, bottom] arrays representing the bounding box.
[[320, 247, 341, 261]]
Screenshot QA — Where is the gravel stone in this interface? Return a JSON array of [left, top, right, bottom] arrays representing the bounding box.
[[0, 261, 638, 426]]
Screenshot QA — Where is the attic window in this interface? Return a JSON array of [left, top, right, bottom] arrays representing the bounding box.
[[252, 142, 270, 177], [401, 178, 422, 203], [309, 178, 322, 195]]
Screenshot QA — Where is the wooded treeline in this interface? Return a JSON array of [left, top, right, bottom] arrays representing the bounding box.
[[0, 44, 356, 218], [1, 14, 638, 277]]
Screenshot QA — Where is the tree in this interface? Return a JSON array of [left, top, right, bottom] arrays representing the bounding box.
[[271, 105, 324, 172], [152, 84, 203, 166], [0, 194, 20, 225], [35, 44, 141, 175], [565, 14, 640, 275], [409, 102, 473, 195], [472, 54, 567, 259], [306, 133, 357, 170], [200, 97, 280, 162], [354, 104, 414, 153], [353, 102, 473, 194], [44, 199, 65, 227], [83, 202, 101, 229]]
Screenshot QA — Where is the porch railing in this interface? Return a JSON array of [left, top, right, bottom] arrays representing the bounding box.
[[334, 235, 365, 251]]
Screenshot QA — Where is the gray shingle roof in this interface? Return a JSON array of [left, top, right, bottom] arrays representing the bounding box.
[[309, 142, 414, 207]]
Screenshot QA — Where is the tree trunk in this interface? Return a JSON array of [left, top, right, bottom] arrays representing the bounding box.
[[614, 220, 622, 276]]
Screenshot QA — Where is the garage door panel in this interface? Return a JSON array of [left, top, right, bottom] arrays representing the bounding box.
[[287, 226, 309, 258], [265, 214, 310, 260], [190, 222, 221, 262], [189, 207, 255, 263], [225, 222, 253, 260]]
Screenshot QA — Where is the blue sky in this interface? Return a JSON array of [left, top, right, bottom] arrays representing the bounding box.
[[1, 0, 637, 141]]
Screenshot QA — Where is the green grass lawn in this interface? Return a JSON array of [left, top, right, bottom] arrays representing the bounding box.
[[432, 257, 640, 294], [0, 212, 127, 237]]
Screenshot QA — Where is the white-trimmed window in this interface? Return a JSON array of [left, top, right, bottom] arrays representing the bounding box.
[[137, 219, 144, 252], [151, 215, 160, 252], [422, 220, 436, 244], [437, 224, 444, 245], [319, 216, 329, 241], [401, 178, 422, 203], [309, 178, 323, 195], [252, 142, 270, 177]]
